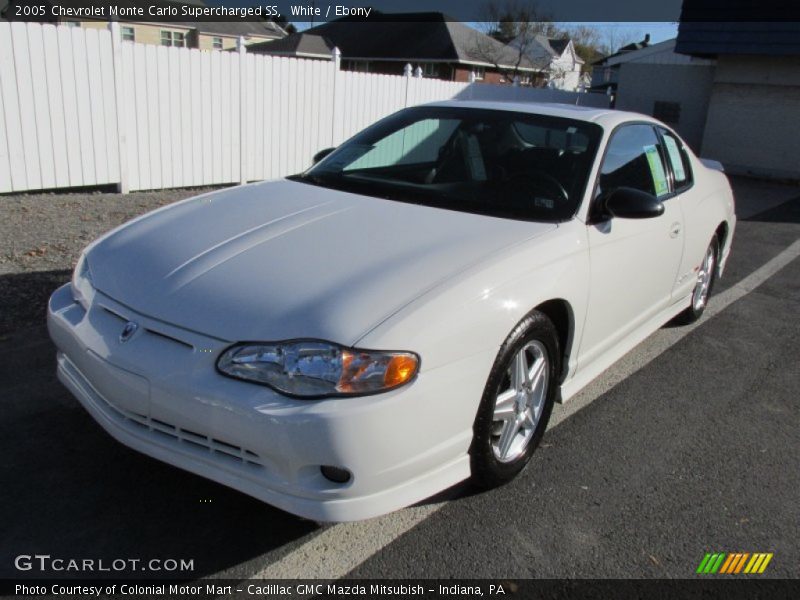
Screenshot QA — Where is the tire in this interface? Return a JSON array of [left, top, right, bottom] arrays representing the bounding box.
[[675, 234, 719, 325], [470, 311, 560, 489]]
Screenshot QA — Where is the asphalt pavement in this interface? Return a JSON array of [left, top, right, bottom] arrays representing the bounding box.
[[1, 179, 798, 582]]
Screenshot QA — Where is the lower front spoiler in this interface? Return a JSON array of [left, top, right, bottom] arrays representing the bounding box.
[[56, 352, 470, 522]]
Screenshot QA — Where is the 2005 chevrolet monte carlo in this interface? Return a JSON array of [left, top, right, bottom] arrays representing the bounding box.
[[48, 101, 735, 521]]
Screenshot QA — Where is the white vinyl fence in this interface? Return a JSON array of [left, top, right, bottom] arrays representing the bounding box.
[[0, 21, 609, 194]]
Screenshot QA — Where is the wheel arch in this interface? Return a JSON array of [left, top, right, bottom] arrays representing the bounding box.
[[532, 298, 574, 384], [715, 221, 729, 250]]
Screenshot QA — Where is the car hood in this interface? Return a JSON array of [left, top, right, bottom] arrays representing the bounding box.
[[88, 180, 556, 344]]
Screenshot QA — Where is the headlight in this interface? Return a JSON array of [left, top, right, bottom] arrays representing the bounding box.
[[72, 253, 95, 309], [216, 340, 419, 398]]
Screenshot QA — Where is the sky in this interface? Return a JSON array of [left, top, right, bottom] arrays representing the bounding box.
[[565, 22, 679, 44]]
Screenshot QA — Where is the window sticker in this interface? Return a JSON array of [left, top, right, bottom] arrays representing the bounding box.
[[644, 144, 669, 197], [663, 136, 687, 182]]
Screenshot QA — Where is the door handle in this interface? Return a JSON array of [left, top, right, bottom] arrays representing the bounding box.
[[669, 222, 681, 238]]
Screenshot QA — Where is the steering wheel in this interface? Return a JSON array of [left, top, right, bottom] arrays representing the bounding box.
[[504, 170, 569, 205]]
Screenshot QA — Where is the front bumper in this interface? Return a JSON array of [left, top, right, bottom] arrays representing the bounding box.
[[47, 284, 477, 521]]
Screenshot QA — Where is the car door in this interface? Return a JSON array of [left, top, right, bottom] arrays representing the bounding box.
[[578, 123, 684, 368], [657, 127, 706, 301]]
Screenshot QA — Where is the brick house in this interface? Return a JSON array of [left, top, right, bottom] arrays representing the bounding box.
[[302, 12, 541, 84]]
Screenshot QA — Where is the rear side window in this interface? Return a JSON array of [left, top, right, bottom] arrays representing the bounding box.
[[660, 129, 693, 191], [598, 124, 669, 198]]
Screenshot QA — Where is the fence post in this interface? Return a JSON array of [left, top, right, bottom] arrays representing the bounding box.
[[403, 63, 412, 107], [108, 22, 129, 194], [237, 36, 247, 185], [330, 47, 342, 146]]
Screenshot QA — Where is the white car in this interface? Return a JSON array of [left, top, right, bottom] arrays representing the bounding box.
[[48, 101, 735, 522]]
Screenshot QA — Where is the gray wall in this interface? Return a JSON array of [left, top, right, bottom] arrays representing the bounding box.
[[615, 63, 716, 151], [700, 55, 800, 181]]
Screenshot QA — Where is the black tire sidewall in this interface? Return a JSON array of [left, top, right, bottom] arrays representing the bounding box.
[[469, 311, 560, 488]]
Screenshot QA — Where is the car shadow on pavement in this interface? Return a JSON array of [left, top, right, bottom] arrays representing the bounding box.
[[0, 291, 319, 579], [0, 270, 72, 337]]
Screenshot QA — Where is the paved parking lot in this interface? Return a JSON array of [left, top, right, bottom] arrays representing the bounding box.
[[1, 177, 798, 581]]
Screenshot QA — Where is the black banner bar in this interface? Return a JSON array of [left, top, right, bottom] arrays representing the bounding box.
[[3, 0, 800, 24], [3, 579, 800, 600]]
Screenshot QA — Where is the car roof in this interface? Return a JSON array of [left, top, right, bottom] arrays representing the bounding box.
[[424, 99, 655, 129]]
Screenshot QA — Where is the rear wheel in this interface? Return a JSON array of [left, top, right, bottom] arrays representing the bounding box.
[[676, 235, 719, 324], [470, 312, 559, 488]]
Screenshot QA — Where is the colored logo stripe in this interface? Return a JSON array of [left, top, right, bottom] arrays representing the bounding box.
[[745, 553, 773, 574], [719, 554, 736, 574], [697, 553, 773, 574]]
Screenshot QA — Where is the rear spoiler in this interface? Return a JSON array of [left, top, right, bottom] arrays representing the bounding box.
[[700, 158, 724, 172]]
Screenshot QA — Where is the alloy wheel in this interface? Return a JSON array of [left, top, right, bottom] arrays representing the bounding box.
[[692, 244, 716, 311], [491, 340, 549, 463]]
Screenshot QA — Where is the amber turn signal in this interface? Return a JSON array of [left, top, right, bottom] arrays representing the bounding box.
[[384, 354, 419, 387]]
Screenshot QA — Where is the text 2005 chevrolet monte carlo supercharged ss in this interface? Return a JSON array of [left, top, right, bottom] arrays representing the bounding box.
[[48, 101, 735, 521]]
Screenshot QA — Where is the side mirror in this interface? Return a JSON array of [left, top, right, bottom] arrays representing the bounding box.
[[603, 187, 665, 219], [312, 147, 335, 164]]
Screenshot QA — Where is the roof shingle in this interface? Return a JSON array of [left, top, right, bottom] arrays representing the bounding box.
[[304, 12, 539, 71]]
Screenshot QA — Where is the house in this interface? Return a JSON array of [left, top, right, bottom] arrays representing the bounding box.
[[508, 35, 585, 91], [589, 34, 651, 93], [247, 33, 335, 60], [0, 0, 286, 50], [676, 1, 800, 180], [606, 38, 716, 150], [302, 12, 540, 84], [75, 18, 286, 51]]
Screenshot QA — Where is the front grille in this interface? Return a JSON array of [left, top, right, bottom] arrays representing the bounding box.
[[61, 354, 262, 469], [129, 414, 263, 468]]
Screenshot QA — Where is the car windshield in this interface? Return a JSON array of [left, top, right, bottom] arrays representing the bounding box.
[[290, 106, 603, 222]]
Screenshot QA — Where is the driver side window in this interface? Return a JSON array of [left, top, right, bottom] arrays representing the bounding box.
[[598, 125, 669, 199]]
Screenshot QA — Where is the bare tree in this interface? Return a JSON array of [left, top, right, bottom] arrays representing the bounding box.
[[471, 0, 555, 85], [594, 25, 644, 56]]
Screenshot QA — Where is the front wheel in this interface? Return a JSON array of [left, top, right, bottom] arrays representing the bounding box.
[[676, 234, 719, 324], [470, 311, 560, 489]]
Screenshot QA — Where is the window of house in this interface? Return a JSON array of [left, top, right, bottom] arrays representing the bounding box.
[[121, 26, 135, 42], [161, 30, 186, 48], [598, 124, 670, 199], [472, 67, 485, 81], [653, 101, 681, 125], [212, 37, 223, 50], [659, 129, 693, 190], [421, 63, 439, 78]]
